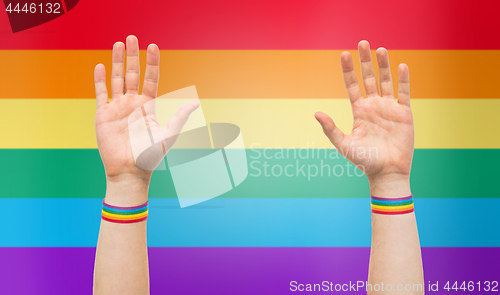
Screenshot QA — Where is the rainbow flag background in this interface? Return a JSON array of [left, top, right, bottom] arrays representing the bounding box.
[[1, 0, 499, 294]]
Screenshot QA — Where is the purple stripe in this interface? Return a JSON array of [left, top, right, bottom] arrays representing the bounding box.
[[371, 195, 413, 201], [0, 247, 498, 294], [102, 199, 148, 210]]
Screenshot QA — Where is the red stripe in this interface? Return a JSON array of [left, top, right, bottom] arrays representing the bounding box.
[[0, 0, 499, 49], [102, 215, 148, 224], [60, 0, 68, 14], [371, 209, 415, 215]]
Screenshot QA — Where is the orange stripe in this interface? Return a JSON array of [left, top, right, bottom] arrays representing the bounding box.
[[371, 205, 414, 212], [101, 211, 148, 220], [0, 50, 498, 99], [102, 216, 148, 223]]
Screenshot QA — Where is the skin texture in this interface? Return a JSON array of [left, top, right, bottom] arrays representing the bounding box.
[[93, 37, 423, 294], [93, 35, 198, 295], [316, 40, 424, 294]]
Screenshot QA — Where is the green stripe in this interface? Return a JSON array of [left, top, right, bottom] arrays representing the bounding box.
[[102, 207, 148, 215], [1, 149, 498, 199], [371, 200, 414, 206]]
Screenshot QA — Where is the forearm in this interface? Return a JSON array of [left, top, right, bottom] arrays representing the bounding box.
[[368, 178, 424, 295], [93, 178, 150, 295]]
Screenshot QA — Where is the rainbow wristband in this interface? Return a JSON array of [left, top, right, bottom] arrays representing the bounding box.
[[102, 200, 149, 224], [371, 195, 414, 215]]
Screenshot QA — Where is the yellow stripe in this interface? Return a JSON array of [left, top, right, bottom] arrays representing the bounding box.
[[371, 204, 414, 211], [102, 211, 148, 220], [102, 211, 148, 219], [1, 99, 498, 149]]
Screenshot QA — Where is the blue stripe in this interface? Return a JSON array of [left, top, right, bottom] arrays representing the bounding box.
[[102, 204, 148, 213], [1, 198, 498, 247], [371, 199, 413, 204]]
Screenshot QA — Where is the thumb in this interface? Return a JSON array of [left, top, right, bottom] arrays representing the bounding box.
[[160, 101, 200, 150], [314, 112, 345, 149], [164, 101, 200, 136]]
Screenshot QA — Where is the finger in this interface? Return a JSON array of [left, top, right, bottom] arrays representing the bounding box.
[[94, 64, 108, 109], [111, 42, 125, 99], [142, 44, 160, 99], [397, 63, 411, 106], [314, 112, 346, 149], [125, 35, 140, 94], [163, 101, 200, 137], [340, 51, 364, 104], [376, 47, 394, 98], [358, 40, 379, 97]]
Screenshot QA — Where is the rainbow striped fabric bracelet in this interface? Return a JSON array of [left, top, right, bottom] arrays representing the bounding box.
[[371, 195, 414, 215], [102, 200, 149, 223]]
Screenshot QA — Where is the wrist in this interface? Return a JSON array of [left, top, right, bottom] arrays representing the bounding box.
[[368, 174, 411, 199], [105, 174, 150, 206]]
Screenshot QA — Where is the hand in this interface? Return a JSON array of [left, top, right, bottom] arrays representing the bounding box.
[[315, 41, 414, 196], [94, 35, 199, 187]]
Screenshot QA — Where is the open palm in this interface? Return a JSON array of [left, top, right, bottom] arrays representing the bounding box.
[[94, 35, 198, 180], [315, 41, 414, 184]]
